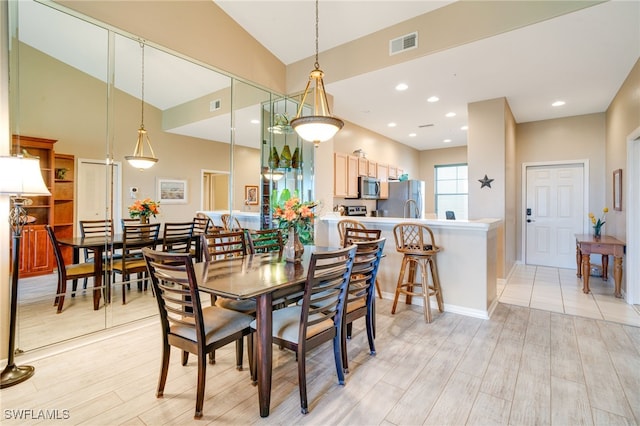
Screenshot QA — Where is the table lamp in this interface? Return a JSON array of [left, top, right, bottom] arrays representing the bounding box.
[[0, 155, 51, 388]]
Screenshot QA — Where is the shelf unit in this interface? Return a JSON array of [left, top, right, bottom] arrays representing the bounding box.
[[54, 153, 75, 265], [11, 135, 56, 277]]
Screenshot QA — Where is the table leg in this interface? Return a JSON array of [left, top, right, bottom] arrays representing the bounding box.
[[255, 293, 273, 417], [93, 248, 103, 310], [581, 253, 591, 294], [576, 245, 582, 278], [602, 255, 609, 281], [613, 256, 623, 298]]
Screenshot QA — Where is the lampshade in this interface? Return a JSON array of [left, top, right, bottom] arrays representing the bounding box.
[[262, 171, 284, 181], [290, 0, 343, 146], [0, 156, 51, 196]]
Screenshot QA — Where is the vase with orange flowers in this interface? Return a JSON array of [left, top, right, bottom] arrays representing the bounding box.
[[273, 196, 317, 263], [128, 198, 160, 224]]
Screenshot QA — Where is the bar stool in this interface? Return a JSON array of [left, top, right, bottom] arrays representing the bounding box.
[[391, 222, 443, 323]]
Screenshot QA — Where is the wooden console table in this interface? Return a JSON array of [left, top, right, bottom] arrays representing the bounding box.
[[575, 234, 626, 297]]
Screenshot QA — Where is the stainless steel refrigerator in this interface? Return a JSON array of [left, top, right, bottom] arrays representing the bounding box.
[[376, 180, 425, 218]]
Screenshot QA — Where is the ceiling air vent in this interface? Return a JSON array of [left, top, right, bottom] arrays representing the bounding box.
[[389, 32, 418, 56], [209, 99, 221, 112]]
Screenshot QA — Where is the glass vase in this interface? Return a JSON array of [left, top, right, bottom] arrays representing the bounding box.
[[284, 227, 304, 263], [593, 225, 602, 239]]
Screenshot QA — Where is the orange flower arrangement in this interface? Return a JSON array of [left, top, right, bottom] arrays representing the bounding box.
[[128, 198, 160, 219], [273, 197, 317, 243]]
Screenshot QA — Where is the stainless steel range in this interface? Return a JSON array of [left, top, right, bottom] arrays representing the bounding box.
[[343, 205, 367, 216]]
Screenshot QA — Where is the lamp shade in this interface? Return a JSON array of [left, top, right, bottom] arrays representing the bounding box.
[[0, 156, 51, 196]]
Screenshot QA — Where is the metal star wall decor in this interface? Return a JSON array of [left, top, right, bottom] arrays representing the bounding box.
[[479, 174, 494, 188]]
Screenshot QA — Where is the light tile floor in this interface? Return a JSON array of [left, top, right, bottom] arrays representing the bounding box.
[[498, 264, 640, 327]]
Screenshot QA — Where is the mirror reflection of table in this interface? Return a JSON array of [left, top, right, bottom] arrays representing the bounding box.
[[575, 234, 626, 297]]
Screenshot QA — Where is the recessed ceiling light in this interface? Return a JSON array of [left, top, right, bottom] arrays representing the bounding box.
[[250, 119, 260, 124], [427, 96, 439, 103], [552, 100, 566, 107], [395, 83, 408, 91], [445, 112, 456, 118], [409, 133, 417, 137], [461, 125, 468, 131], [388, 122, 397, 127], [443, 139, 452, 143]]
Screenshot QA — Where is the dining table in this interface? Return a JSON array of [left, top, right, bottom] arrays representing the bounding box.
[[190, 247, 329, 417]]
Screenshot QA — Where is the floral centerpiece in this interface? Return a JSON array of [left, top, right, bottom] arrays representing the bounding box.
[[589, 207, 608, 238], [273, 196, 318, 262], [128, 198, 160, 222]]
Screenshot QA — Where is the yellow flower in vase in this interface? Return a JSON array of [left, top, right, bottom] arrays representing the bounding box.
[[588, 207, 608, 238]]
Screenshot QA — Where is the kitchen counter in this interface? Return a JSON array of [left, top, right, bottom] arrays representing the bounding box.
[[198, 210, 261, 229], [317, 215, 503, 319]]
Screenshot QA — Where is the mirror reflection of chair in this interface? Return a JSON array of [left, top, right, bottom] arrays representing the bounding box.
[[142, 248, 254, 419], [193, 214, 211, 235], [162, 222, 195, 254], [111, 223, 161, 304], [247, 228, 284, 256], [391, 223, 444, 323], [250, 245, 357, 414], [46, 225, 99, 313], [341, 237, 385, 373], [202, 229, 247, 262], [78, 219, 119, 293]]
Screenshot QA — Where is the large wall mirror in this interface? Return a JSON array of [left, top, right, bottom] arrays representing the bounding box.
[[9, 0, 276, 351]]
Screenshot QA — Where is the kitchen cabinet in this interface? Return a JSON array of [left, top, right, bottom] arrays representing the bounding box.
[[357, 157, 368, 176], [389, 165, 398, 180], [377, 163, 389, 199], [11, 135, 55, 277], [334, 152, 358, 198], [367, 160, 378, 178]]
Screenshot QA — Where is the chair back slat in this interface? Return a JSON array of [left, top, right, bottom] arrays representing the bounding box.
[[337, 219, 366, 247], [193, 215, 212, 235], [342, 227, 381, 247], [79, 219, 114, 261], [393, 222, 439, 255], [347, 238, 386, 307], [221, 213, 242, 231], [248, 228, 284, 255], [162, 222, 195, 253]]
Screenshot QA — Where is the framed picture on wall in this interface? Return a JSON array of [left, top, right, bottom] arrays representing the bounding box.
[[158, 178, 188, 204], [245, 185, 259, 205], [613, 169, 622, 211]]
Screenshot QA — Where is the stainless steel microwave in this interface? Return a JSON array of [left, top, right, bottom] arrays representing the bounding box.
[[358, 176, 380, 199]]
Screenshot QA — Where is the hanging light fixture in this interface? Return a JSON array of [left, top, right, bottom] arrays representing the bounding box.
[[125, 41, 158, 169], [290, 0, 344, 147]]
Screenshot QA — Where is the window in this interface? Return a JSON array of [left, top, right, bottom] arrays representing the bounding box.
[[435, 164, 468, 219]]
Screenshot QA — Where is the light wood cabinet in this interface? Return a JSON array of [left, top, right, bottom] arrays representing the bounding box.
[[11, 135, 56, 277], [377, 163, 389, 199], [367, 160, 377, 177], [54, 153, 75, 265], [388, 165, 398, 180], [358, 157, 368, 176], [334, 152, 359, 198]]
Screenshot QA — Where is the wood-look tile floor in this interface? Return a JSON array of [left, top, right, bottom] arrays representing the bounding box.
[[2, 296, 639, 425]]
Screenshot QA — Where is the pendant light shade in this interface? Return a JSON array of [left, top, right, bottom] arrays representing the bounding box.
[[125, 41, 158, 170], [291, 0, 343, 147]]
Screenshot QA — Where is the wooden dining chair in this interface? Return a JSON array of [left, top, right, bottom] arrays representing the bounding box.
[[341, 237, 385, 373], [46, 225, 99, 313], [193, 214, 211, 235], [337, 219, 366, 247], [142, 248, 254, 419], [111, 223, 160, 304], [250, 245, 357, 414], [247, 228, 284, 256], [343, 227, 383, 299], [162, 221, 195, 254], [202, 229, 247, 262], [78, 219, 117, 293]]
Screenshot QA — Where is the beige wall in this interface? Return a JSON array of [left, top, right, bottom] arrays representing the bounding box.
[[515, 113, 606, 261], [418, 146, 467, 214], [605, 59, 640, 241]]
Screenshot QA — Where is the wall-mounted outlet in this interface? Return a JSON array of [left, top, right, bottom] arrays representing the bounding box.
[[129, 186, 138, 199]]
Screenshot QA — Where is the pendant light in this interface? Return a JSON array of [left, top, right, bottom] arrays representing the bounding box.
[[290, 0, 344, 147], [125, 41, 158, 169]]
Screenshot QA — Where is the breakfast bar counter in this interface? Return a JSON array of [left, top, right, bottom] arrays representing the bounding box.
[[317, 215, 503, 319]]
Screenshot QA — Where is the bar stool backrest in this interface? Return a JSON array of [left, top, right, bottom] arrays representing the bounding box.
[[393, 222, 440, 255]]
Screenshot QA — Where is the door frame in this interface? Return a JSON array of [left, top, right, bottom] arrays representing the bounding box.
[[626, 126, 640, 304], [521, 159, 589, 266], [77, 158, 122, 235], [200, 169, 229, 211]]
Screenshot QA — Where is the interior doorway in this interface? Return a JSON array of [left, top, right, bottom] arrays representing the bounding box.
[[524, 161, 587, 268], [77, 159, 122, 235], [626, 127, 640, 304], [201, 170, 229, 211]]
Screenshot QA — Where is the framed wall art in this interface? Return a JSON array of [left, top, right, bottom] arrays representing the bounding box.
[[157, 178, 188, 204], [613, 169, 622, 211], [245, 185, 259, 205]]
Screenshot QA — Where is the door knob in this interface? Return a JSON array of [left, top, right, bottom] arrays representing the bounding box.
[[527, 219, 535, 223]]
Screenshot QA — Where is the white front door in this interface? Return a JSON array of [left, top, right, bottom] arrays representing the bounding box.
[[525, 164, 584, 268], [77, 159, 121, 235]]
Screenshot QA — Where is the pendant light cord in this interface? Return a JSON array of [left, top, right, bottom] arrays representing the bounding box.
[[314, 0, 319, 70], [140, 41, 145, 127]]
